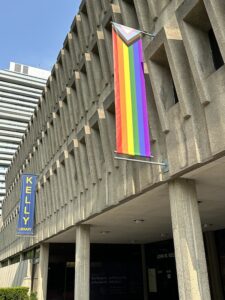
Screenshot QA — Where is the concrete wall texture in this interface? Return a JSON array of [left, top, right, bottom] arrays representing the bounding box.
[[0, 66, 48, 216], [0, 0, 225, 297], [0, 259, 32, 288]]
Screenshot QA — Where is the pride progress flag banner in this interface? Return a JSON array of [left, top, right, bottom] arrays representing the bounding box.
[[112, 23, 151, 158]]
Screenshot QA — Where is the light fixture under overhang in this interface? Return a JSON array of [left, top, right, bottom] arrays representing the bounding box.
[[100, 230, 111, 235], [133, 219, 144, 223], [160, 233, 169, 238], [130, 240, 138, 244], [203, 223, 213, 228]]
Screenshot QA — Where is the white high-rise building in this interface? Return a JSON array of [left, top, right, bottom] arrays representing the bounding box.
[[0, 62, 50, 215]]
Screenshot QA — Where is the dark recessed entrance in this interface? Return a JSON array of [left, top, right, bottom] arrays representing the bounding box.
[[47, 244, 75, 300], [90, 244, 143, 300], [46, 242, 179, 300], [145, 240, 179, 300]]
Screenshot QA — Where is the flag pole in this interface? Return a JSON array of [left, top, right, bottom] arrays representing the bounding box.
[[114, 154, 169, 172], [111, 21, 156, 38], [114, 155, 166, 166], [141, 31, 156, 38]]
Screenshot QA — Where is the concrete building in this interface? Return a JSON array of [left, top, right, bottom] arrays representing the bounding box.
[[0, 0, 225, 299], [0, 63, 49, 216]]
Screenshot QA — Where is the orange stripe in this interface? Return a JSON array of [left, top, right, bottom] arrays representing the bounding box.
[[117, 35, 127, 154]]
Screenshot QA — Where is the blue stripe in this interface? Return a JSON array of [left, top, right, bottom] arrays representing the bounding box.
[[133, 40, 145, 156]]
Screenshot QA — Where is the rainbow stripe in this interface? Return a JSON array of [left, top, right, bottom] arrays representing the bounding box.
[[113, 28, 151, 157]]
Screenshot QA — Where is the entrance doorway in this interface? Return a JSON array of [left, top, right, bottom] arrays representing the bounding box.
[[145, 240, 179, 300], [46, 242, 179, 300], [90, 244, 143, 300]]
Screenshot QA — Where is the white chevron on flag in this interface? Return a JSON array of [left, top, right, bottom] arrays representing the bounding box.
[[112, 23, 142, 45]]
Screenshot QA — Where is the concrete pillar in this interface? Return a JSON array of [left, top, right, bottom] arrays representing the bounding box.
[[75, 225, 90, 300], [37, 244, 49, 300], [169, 179, 211, 300], [204, 231, 224, 300]]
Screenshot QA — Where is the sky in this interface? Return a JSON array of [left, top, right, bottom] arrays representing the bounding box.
[[0, 0, 81, 71]]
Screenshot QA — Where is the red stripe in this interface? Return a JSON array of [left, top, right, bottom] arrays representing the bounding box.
[[117, 35, 127, 153], [113, 29, 122, 153]]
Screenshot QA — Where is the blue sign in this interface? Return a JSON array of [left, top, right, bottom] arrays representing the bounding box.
[[16, 174, 38, 235]]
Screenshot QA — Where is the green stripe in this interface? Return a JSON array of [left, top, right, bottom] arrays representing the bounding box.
[[129, 45, 140, 155]]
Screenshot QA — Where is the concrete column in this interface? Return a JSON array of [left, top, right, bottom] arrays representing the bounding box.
[[75, 225, 90, 300], [169, 179, 211, 300], [37, 244, 49, 300], [204, 231, 224, 300]]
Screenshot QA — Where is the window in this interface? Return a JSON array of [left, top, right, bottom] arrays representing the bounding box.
[[208, 28, 224, 71], [1, 260, 8, 267], [173, 82, 179, 105], [23, 65, 29, 75], [150, 44, 179, 111], [14, 63, 21, 73], [10, 255, 20, 265]]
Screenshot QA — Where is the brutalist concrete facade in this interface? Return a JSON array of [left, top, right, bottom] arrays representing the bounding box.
[[0, 64, 49, 216], [0, 0, 225, 299]]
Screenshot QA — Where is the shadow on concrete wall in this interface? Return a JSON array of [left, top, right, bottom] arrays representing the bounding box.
[[12, 260, 28, 286]]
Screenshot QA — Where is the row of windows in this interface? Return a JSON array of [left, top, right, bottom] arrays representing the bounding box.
[[14, 63, 29, 75], [0, 247, 40, 268]]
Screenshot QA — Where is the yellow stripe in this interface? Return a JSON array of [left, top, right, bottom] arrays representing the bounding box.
[[123, 43, 134, 155]]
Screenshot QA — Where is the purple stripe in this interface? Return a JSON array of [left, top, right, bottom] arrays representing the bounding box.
[[138, 41, 151, 157], [133, 40, 145, 155]]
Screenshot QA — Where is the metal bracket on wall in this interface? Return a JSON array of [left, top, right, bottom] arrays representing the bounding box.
[[114, 155, 169, 173], [161, 159, 169, 173]]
